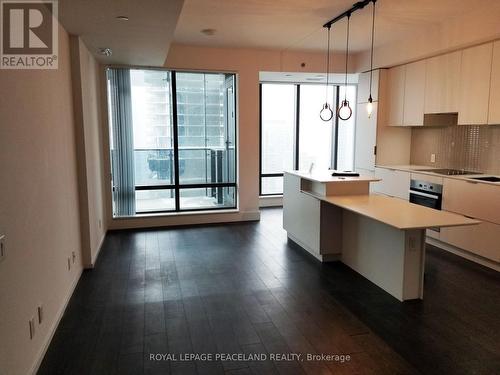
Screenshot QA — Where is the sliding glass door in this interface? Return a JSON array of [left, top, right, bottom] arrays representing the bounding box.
[[106, 68, 237, 217], [130, 69, 175, 213]]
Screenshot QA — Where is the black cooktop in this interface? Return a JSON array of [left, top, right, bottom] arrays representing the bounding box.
[[417, 168, 480, 176]]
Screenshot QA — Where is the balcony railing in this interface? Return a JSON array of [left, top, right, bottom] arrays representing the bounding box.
[[114, 147, 236, 213]]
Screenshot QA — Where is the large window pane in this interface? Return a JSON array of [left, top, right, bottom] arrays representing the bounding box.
[[298, 85, 336, 171], [337, 85, 357, 171], [130, 69, 174, 187], [179, 187, 236, 210], [261, 176, 284, 195], [261, 84, 296, 174], [136, 189, 175, 213], [107, 68, 237, 216], [176, 72, 236, 186]]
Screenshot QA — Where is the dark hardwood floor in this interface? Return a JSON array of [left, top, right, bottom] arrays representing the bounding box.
[[38, 208, 500, 375]]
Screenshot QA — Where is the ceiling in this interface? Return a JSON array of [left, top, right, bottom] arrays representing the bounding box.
[[174, 0, 498, 53], [58, 0, 184, 66]]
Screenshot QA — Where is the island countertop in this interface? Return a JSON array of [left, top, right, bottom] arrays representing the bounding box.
[[302, 191, 480, 230], [285, 170, 380, 183]]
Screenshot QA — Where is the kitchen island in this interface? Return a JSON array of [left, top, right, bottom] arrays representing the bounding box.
[[283, 170, 479, 301]]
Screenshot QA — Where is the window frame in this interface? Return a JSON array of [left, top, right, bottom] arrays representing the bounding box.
[[259, 82, 343, 196], [107, 67, 238, 216]]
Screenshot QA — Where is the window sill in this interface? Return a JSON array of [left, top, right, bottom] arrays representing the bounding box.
[[112, 208, 240, 220]]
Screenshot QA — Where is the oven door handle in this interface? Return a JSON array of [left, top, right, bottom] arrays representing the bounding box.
[[409, 190, 440, 200]]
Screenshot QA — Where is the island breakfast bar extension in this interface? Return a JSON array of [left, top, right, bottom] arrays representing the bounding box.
[[283, 171, 479, 301]]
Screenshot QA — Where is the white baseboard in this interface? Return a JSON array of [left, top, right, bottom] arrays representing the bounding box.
[[427, 237, 500, 272], [88, 231, 106, 269], [109, 210, 260, 230], [259, 196, 283, 207], [29, 268, 83, 375]]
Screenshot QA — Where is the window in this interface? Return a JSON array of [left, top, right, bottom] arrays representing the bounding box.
[[259, 83, 356, 196], [298, 85, 336, 171], [107, 68, 237, 217], [260, 84, 296, 195]]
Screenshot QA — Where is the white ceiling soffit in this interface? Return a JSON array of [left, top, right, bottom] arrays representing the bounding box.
[[259, 72, 358, 85], [174, 0, 497, 53], [58, 0, 184, 66]]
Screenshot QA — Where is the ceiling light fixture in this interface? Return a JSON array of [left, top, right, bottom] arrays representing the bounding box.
[[116, 15, 129, 21], [321, 0, 375, 122], [319, 25, 333, 122], [99, 48, 112, 56], [201, 28, 216, 36], [337, 14, 352, 121], [366, 0, 377, 118]]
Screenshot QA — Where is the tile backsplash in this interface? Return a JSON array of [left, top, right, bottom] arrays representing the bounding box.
[[410, 125, 500, 174]]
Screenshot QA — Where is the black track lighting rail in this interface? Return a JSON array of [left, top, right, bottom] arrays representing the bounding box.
[[323, 0, 376, 28]]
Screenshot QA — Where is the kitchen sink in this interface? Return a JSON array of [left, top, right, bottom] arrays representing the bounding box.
[[470, 176, 500, 182]]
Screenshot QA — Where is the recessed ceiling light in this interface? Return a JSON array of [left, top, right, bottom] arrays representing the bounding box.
[[116, 15, 129, 21], [201, 28, 216, 36], [99, 48, 112, 56]]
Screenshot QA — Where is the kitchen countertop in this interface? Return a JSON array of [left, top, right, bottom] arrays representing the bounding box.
[[375, 165, 500, 186], [302, 191, 480, 230], [285, 170, 380, 183]]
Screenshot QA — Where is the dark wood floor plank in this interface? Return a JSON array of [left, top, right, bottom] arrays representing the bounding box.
[[37, 208, 499, 375]]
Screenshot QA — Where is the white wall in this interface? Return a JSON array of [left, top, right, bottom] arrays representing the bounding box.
[[69, 36, 107, 266], [0, 25, 84, 375]]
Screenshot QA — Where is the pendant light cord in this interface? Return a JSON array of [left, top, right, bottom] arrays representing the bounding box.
[[344, 14, 350, 101], [369, 0, 376, 99], [325, 25, 331, 101]]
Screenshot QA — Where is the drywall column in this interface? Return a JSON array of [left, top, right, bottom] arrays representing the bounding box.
[[69, 36, 107, 267]]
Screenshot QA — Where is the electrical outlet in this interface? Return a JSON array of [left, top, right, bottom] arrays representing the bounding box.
[[67, 257, 71, 271], [0, 234, 5, 263], [29, 317, 35, 339], [72, 251, 76, 264], [37, 305, 43, 324], [430, 154, 436, 163]]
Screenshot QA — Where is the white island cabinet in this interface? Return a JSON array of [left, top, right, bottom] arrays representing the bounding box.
[[283, 171, 479, 301]]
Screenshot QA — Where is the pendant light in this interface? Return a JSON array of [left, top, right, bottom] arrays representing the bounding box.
[[337, 14, 352, 121], [320, 25, 333, 121], [366, 0, 377, 118]]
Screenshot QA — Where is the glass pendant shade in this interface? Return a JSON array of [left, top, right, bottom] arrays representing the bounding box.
[[366, 96, 373, 118], [337, 99, 352, 121], [320, 102, 334, 121]]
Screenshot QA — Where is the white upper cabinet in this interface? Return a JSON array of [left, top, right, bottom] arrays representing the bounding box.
[[458, 43, 493, 125], [488, 40, 500, 125], [403, 60, 426, 126], [357, 69, 379, 104], [424, 51, 461, 114], [386, 65, 405, 126], [354, 101, 377, 171]]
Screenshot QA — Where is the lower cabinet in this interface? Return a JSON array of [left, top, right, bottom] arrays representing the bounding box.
[[373, 167, 410, 200], [440, 220, 500, 262]]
